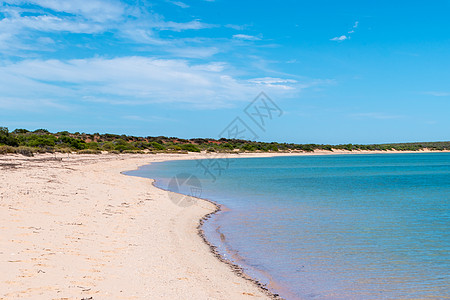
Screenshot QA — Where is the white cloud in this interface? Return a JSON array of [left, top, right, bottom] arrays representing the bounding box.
[[158, 20, 214, 31], [232, 34, 261, 41], [1, 14, 104, 33], [248, 77, 297, 90], [167, 47, 220, 58], [0, 1, 322, 112], [0, 0, 214, 54], [330, 35, 349, 41], [330, 21, 359, 42], [226, 24, 246, 30], [0, 57, 302, 109], [3, 0, 125, 23], [168, 1, 190, 8]]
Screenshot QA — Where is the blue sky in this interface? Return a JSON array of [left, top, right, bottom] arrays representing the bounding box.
[[0, 0, 449, 144]]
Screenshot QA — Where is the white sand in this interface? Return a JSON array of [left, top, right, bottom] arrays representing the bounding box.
[[0, 150, 446, 299], [0, 153, 275, 299]]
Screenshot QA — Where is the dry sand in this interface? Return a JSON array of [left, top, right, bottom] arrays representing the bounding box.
[[0, 150, 447, 299], [0, 153, 276, 300]]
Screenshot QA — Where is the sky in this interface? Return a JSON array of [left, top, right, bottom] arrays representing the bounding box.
[[0, 0, 449, 144]]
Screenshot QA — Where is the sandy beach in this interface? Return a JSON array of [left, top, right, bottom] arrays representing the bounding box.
[[0, 153, 278, 299], [1, 150, 447, 299]]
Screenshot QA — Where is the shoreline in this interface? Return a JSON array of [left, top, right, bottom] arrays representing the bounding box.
[[146, 179, 284, 300], [124, 150, 450, 300], [1, 150, 448, 299], [126, 150, 450, 300], [126, 156, 284, 299], [0, 152, 278, 299]]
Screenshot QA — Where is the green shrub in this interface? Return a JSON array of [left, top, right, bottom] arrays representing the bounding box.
[[16, 146, 35, 157], [86, 142, 99, 150], [0, 145, 16, 154], [35, 147, 48, 154], [57, 136, 86, 150], [12, 128, 29, 134], [33, 129, 50, 134], [0, 127, 19, 147], [100, 142, 115, 151], [240, 144, 256, 152], [77, 149, 101, 154], [181, 144, 201, 152], [25, 134, 57, 148], [122, 150, 144, 154], [266, 144, 279, 152], [221, 143, 234, 150], [56, 147, 72, 153], [149, 141, 165, 151]]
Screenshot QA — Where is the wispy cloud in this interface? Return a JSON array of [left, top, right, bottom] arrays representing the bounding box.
[[0, 0, 328, 114], [157, 20, 215, 31], [167, 47, 220, 58], [232, 34, 261, 41], [0, 57, 303, 109], [167, 1, 190, 8], [248, 77, 297, 90], [7, 0, 126, 22], [226, 24, 246, 30], [330, 21, 359, 42], [330, 35, 348, 41], [0, 1, 214, 55]]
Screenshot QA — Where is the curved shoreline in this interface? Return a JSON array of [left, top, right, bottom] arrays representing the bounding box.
[[196, 202, 284, 300], [1, 153, 275, 299], [144, 178, 283, 300], [126, 150, 450, 300], [2, 151, 448, 299]]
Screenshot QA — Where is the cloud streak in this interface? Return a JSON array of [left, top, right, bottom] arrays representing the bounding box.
[[0, 0, 327, 114], [0, 57, 303, 109], [0, 0, 214, 55], [233, 34, 261, 41], [330, 21, 359, 42]]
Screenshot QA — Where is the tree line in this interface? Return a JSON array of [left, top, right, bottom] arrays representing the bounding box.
[[0, 127, 449, 156]]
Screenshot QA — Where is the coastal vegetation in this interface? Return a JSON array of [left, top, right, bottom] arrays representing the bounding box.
[[0, 127, 449, 156]]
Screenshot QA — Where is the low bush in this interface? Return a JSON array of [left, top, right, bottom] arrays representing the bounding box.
[[0, 145, 17, 154], [122, 150, 144, 154], [16, 146, 35, 157], [181, 144, 201, 152], [77, 149, 102, 154]]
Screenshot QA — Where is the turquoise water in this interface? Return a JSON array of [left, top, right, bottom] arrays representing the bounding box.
[[127, 153, 450, 299]]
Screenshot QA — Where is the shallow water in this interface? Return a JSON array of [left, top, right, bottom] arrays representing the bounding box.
[[127, 153, 450, 299]]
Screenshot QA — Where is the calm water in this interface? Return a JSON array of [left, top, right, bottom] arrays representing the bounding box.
[[127, 153, 450, 299]]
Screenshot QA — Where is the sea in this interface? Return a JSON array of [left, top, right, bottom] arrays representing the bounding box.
[[126, 153, 450, 299]]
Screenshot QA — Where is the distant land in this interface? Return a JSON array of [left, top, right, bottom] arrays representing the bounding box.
[[0, 127, 449, 156]]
